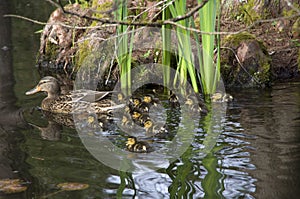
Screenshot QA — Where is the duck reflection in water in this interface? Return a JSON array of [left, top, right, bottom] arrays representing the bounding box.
[[28, 121, 62, 141]]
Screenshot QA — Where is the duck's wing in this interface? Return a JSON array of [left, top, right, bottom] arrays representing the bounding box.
[[70, 90, 116, 102]]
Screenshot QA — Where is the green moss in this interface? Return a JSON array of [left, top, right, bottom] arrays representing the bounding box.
[[239, 0, 259, 24], [283, 3, 300, 17], [45, 41, 60, 61], [223, 32, 256, 47], [92, 0, 113, 18], [256, 57, 271, 84], [89, 1, 113, 27], [74, 40, 92, 71], [223, 32, 268, 55]]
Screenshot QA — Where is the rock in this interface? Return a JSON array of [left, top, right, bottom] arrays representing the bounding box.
[[38, 3, 93, 71], [221, 32, 271, 87]]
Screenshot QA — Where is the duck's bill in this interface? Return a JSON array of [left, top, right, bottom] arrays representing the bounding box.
[[25, 86, 41, 95]]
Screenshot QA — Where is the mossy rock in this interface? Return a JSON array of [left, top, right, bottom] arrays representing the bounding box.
[[38, 3, 93, 71], [221, 32, 271, 88]]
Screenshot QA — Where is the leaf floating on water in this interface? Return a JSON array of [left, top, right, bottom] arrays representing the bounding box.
[[57, 182, 89, 191], [0, 178, 27, 194]]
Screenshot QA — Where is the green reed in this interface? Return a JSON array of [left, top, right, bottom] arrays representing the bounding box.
[[162, 5, 171, 92], [168, 0, 199, 94], [197, 0, 220, 95], [114, 0, 134, 95]]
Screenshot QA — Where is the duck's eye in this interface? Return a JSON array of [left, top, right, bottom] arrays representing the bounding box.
[[39, 80, 50, 85]]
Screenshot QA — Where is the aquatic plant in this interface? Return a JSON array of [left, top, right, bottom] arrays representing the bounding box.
[[114, 0, 134, 95]]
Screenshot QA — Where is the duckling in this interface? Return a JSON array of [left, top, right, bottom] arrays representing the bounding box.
[[131, 110, 143, 121], [126, 137, 152, 153], [122, 114, 134, 127], [168, 91, 180, 108], [143, 94, 160, 106], [185, 94, 208, 114], [211, 92, 233, 102], [129, 97, 150, 113], [128, 97, 142, 109], [130, 110, 150, 126], [185, 95, 202, 112], [143, 119, 168, 135]]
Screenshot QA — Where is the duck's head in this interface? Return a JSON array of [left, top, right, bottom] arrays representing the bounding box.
[[143, 94, 159, 105], [126, 137, 137, 146], [122, 115, 129, 124], [131, 110, 142, 120], [143, 95, 152, 103], [143, 119, 153, 130], [25, 76, 60, 98], [129, 97, 142, 107]]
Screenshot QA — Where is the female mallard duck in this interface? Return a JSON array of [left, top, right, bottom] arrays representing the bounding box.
[[126, 137, 152, 153], [25, 76, 124, 114]]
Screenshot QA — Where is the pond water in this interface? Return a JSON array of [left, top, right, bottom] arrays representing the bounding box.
[[1, 1, 300, 198]]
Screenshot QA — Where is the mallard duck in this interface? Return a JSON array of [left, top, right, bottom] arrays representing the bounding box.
[[25, 76, 124, 114], [126, 137, 152, 153]]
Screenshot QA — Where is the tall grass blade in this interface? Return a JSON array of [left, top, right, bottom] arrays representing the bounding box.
[[198, 0, 219, 95], [162, 5, 171, 92]]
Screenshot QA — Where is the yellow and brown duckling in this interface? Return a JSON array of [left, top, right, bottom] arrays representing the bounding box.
[[130, 109, 150, 126], [143, 94, 160, 106], [121, 113, 137, 129], [25, 76, 124, 114], [143, 119, 168, 136], [211, 92, 233, 102], [126, 136, 152, 153], [185, 94, 208, 114], [128, 97, 150, 113], [128, 94, 160, 113], [168, 91, 180, 108]]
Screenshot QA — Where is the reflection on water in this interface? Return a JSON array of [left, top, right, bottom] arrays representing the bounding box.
[[3, 0, 300, 198]]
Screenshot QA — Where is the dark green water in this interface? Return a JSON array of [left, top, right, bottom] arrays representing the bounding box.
[[1, 1, 300, 198]]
